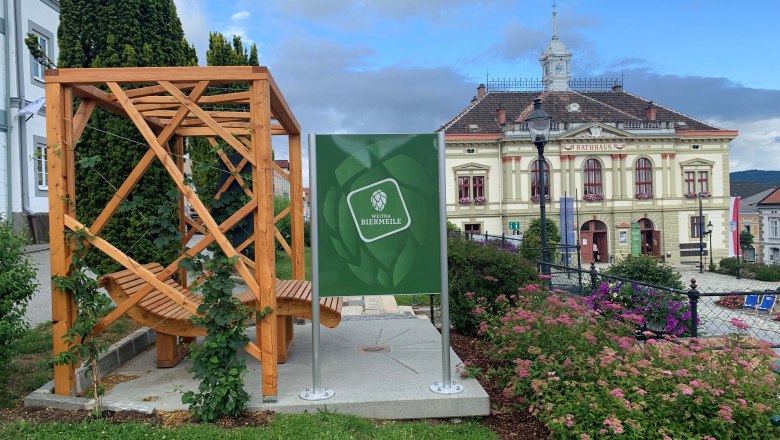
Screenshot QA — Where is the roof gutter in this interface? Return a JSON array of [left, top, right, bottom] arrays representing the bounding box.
[[13, 0, 31, 215], [3, 0, 11, 218]]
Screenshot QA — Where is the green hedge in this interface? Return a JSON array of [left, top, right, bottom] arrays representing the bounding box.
[[603, 254, 683, 289], [448, 236, 538, 336], [719, 257, 780, 281]]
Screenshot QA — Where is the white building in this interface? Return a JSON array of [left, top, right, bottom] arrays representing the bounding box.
[[757, 188, 780, 265], [0, 0, 59, 242]]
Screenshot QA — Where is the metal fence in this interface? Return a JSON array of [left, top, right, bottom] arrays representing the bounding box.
[[545, 262, 780, 347]]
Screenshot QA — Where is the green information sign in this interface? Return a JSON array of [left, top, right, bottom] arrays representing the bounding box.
[[630, 223, 642, 256], [313, 134, 442, 297], [509, 222, 520, 230]]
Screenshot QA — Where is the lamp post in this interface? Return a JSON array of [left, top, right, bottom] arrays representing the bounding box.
[[525, 98, 552, 276], [707, 220, 713, 268]]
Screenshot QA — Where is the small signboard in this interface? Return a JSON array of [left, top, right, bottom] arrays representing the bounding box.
[[630, 223, 641, 256], [313, 134, 442, 297], [508, 221, 520, 230]]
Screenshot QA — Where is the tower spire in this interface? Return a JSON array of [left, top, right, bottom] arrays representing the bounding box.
[[552, 1, 558, 40]]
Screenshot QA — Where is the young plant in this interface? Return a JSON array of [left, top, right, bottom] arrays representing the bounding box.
[[51, 228, 113, 416], [181, 252, 267, 422]]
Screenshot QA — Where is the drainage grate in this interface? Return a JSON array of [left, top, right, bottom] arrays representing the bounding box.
[[358, 344, 390, 354]]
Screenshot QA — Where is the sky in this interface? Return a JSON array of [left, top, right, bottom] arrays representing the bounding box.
[[173, 0, 780, 185]]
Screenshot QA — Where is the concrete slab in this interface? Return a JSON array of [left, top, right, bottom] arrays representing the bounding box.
[[104, 318, 489, 419]]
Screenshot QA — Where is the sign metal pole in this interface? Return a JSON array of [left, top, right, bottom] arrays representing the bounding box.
[[431, 131, 464, 395], [300, 134, 334, 401]]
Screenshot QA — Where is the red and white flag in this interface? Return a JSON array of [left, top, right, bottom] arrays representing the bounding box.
[[728, 197, 740, 257]]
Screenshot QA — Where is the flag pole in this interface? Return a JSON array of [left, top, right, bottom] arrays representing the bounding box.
[[300, 133, 334, 401], [431, 131, 463, 395]]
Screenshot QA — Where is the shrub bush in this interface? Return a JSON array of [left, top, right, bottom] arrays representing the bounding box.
[[0, 218, 37, 371], [604, 254, 683, 290], [473, 287, 779, 439], [718, 258, 780, 281], [448, 236, 538, 336]]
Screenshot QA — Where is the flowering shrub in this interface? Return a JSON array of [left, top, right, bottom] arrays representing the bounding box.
[[473, 196, 486, 205], [530, 194, 551, 203], [685, 191, 712, 199], [472, 287, 779, 439], [587, 281, 695, 336], [458, 197, 471, 205], [583, 193, 604, 201], [634, 192, 653, 199], [715, 295, 745, 310]]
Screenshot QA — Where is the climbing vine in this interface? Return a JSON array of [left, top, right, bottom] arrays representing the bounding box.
[[180, 251, 270, 422], [51, 228, 113, 415]]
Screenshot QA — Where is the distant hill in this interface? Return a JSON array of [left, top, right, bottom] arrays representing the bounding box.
[[730, 170, 780, 184]]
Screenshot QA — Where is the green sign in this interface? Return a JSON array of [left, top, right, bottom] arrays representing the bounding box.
[[630, 223, 641, 256], [314, 134, 442, 297], [508, 222, 520, 230]]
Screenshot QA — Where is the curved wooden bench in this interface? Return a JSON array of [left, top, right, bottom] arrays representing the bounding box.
[[98, 263, 342, 367]]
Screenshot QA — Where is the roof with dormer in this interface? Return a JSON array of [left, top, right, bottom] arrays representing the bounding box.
[[437, 89, 728, 135]]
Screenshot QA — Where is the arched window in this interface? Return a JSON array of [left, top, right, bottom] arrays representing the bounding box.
[[584, 159, 602, 195], [530, 160, 550, 198], [635, 158, 652, 194]]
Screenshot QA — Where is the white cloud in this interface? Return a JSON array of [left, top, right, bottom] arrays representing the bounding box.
[[715, 117, 780, 172], [231, 10, 250, 22], [173, 0, 210, 64]]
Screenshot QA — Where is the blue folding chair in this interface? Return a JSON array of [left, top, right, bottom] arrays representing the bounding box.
[[759, 295, 776, 313], [743, 294, 759, 309]]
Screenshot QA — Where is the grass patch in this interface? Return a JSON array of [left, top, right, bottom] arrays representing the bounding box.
[[0, 412, 497, 439], [394, 294, 438, 307], [0, 315, 141, 408], [275, 246, 311, 281]]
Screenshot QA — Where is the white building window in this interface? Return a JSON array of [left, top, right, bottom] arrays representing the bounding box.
[[36, 143, 47, 190], [770, 218, 780, 238], [31, 33, 49, 81]]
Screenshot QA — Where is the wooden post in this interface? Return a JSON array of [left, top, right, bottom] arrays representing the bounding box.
[[250, 79, 278, 399], [46, 82, 76, 395], [289, 134, 304, 280]]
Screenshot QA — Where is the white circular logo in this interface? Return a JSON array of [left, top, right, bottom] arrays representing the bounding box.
[[370, 189, 387, 211]]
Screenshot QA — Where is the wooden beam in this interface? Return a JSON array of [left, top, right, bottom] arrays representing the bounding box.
[[91, 197, 258, 335], [141, 110, 250, 120], [46, 82, 76, 396], [45, 66, 269, 84], [266, 72, 301, 135], [274, 226, 292, 258], [70, 85, 165, 131], [175, 127, 252, 137], [251, 79, 278, 398], [274, 206, 290, 224], [72, 99, 96, 144], [121, 82, 200, 99], [211, 137, 252, 200], [132, 91, 250, 105], [272, 161, 290, 182], [63, 215, 200, 316], [289, 134, 305, 280], [158, 81, 256, 167], [107, 82, 261, 296], [89, 82, 209, 236]]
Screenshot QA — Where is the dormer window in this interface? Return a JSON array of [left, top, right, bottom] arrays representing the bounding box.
[[468, 124, 479, 132]]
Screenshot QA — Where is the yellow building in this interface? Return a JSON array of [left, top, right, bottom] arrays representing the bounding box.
[[438, 13, 737, 266]]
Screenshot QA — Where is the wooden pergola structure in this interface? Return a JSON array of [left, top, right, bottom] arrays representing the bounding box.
[[44, 66, 304, 399]]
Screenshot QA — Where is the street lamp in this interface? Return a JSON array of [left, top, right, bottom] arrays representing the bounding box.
[[525, 98, 552, 275], [706, 220, 713, 268], [698, 194, 704, 274]]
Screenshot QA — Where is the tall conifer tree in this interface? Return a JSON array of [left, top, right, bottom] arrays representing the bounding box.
[[58, 0, 197, 273]]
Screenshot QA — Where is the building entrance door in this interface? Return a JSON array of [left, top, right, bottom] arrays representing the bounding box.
[[581, 220, 608, 263], [639, 218, 660, 257]]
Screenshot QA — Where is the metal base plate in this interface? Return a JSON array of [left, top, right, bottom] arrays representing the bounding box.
[[299, 387, 335, 401], [430, 381, 464, 395]]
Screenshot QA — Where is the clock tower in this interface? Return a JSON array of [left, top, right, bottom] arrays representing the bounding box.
[[540, 5, 572, 91]]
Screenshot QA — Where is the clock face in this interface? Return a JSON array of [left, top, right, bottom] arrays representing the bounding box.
[[555, 63, 564, 74]]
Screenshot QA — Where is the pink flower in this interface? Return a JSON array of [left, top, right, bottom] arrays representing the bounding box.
[[539, 274, 552, 279], [464, 291, 475, 298], [738, 398, 747, 407], [609, 388, 625, 399], [729, 317, 751, 330], [678, 384, 694, 395], [603, 418, 612, 426], [689, 380, 700, 388]]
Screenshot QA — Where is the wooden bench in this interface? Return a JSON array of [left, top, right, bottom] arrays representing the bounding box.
[[98, 263, 342, 367]]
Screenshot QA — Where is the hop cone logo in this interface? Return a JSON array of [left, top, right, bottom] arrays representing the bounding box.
[[370, 189, 387, 211]]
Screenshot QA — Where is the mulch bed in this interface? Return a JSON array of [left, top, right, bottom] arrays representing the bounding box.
[[450, 331, 550, 440]]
